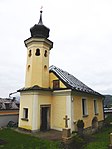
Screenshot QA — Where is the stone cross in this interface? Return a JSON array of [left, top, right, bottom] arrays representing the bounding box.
[[63, 115, 70, 128]]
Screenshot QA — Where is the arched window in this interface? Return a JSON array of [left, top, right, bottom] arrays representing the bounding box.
[[44, 65, 47, 71], [44, 50, 47, 57], [28, 50, 32, 57], [35, 49, 40, 56], [27, 65, 30, 70]]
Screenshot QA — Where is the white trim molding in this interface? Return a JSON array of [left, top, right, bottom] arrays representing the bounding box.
[[66, 95, 73, 131], [32, 94, 38, 130]]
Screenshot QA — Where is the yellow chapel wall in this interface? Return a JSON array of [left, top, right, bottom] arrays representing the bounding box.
[[37, 92, 52, 129], [19, 93, 34, 130], [51, 93, 67, 130], [19, 91, 52, 131], [25, 44, 43, 87], [73, 93, 104, 129], [49, 72, 66, 88], [25, 39, 52, 88]]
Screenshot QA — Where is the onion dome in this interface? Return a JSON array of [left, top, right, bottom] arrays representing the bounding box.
[[30, 10, 50, 38]]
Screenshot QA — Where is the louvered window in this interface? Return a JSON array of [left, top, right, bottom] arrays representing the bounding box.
[[53, 80, 60, 89]]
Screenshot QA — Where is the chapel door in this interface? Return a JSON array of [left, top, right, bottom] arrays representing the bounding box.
[[40, 106, 50, 131]]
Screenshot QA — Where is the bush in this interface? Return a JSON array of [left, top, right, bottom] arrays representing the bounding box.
[[104, 114, 112, 127], [7, 121, 18, 128]]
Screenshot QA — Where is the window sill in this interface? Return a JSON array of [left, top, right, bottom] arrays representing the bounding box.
[[21, 118, 29, 121], [83, 115, 88, 118]]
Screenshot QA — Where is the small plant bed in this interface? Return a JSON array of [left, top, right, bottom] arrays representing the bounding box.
[[0, 128, 60, 149]]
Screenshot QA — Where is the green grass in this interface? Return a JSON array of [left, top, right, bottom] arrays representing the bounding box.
[[0, 127, 112, 149], [0, 128, 60, 149], [84, 127, 112, 149]]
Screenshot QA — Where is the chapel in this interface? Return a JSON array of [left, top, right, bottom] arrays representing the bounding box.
[[18, 10, 104, 132]]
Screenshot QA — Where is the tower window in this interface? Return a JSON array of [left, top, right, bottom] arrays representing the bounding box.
[[44, 50, 47, 57], [28, 50, 32, 57], [44, 65, 47, 71], [27, 65, 30, 70], [35, 48, 40, 56]]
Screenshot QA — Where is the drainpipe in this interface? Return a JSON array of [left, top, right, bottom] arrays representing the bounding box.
[[9, 91, 17, 98]]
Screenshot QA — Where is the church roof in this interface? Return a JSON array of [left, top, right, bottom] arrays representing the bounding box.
[[49, 65, 103, 97], [18, 85, 51, 92], [18, 65, 103, 97]]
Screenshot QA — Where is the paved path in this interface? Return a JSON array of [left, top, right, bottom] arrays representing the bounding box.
[[35, 130, 62, 141], [14, 128, 62, 141]]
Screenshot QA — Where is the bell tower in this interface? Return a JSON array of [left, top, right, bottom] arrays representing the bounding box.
[[24, 10, 53, 88]]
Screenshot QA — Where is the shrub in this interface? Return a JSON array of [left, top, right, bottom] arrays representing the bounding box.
[[7, 121, 17, 128], [104, 114, 112, 127]]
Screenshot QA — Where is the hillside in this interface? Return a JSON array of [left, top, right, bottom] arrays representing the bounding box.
[[103, 95, 112, 107]]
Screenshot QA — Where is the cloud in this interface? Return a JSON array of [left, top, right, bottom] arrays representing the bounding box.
[[0, 0, 112, 97]]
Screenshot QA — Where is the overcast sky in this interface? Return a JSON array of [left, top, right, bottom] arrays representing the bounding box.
[[0, 0, 112, 97]]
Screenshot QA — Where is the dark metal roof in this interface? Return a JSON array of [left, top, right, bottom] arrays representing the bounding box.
[[18, 85, 51, 92], [49, 65, 103, 97], [18, 85, 71, 92], [18, 65, 103, 97]]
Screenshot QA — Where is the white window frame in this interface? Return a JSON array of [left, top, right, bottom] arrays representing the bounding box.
[[94, 99, 98, 115], [23, 108, 28, 119], [82, 98, 88, 116]]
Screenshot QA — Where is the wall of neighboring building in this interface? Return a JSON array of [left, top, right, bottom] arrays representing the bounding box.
[[73, 92, 104, 130], [0, 114, 18, 127]]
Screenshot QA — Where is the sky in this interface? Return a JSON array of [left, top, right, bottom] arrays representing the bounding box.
[[0, 0, 112, 97]]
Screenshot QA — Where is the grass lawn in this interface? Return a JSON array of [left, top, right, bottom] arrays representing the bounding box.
[[0, 128, 60, 149], [84, 126, 112, 149], [0, 127, 112, 149]]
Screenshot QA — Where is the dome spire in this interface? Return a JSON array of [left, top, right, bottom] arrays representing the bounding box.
[[38, 6, 43, 25], [30, 8, 50, 39]]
